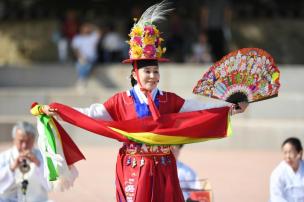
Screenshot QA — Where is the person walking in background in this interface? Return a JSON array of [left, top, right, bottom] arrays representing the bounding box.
[[189, 31, 212, 64], [0, 122, 51, 202], [269, 137, 304, 202], [200, 0, 232, 62], [101, 24, 125, 63], [52, 10, 80, 63], [166, 13, 186, 63], [61, 10, 80, 45], [72, 22, 101, 88]]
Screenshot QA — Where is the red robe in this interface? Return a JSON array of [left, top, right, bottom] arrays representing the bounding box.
[[103, 91, 185, 202]]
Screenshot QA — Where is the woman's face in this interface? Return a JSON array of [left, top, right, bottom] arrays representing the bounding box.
[[133, 65, 160, 91], [282, 143, 302, 170]]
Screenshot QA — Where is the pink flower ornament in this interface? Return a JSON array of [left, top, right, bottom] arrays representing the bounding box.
[[143, 45, 156, 58]]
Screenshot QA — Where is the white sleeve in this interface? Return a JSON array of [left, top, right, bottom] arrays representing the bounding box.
[[0, 153, 16, 194], [269, 168, 288, 202], [74, 103, 113, 121], [179, 99, 231, 113], [188, 169, 202, 190], [194, 174, 203, 190], [92, 32, 100, 44], [33, 150, 52, 191], [71, 36, 79, 50]]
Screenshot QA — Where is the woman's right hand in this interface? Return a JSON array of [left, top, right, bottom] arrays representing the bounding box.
[[42, 105, 58, 116]]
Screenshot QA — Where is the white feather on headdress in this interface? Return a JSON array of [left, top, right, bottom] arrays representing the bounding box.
[[136, 0, 173, 27]]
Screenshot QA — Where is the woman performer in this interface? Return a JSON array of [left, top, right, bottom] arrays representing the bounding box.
[[41, 1, 248, 201]]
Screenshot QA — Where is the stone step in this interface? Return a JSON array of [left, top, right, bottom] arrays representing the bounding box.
[[1, 64, 303, 118], [0, 90, 302, 119], [0, 64, 303, 148], [1, 64, 304, 92]]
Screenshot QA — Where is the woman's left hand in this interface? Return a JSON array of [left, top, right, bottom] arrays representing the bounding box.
[[230, 102, 249, 115]]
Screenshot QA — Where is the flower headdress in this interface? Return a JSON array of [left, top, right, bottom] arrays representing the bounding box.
[[123, 0, 173, 63]]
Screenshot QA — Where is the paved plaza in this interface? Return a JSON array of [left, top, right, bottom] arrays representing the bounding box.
[[0, 143, 281, 202]]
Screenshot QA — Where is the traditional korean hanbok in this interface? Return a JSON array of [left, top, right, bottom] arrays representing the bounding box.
[[270, 160, 304, 202], [30, 1, 233, 202], [75, 84, 228, 202]]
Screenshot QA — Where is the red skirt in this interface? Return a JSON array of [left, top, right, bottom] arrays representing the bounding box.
[[115, 144, 185, 202]]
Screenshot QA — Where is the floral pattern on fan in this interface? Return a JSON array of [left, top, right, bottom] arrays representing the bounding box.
[[193, 48, 280, 104]]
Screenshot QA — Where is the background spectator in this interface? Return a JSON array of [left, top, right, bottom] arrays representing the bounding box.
[[188, 31, 212, 63], [200, 0, 232, 62], [269, 137, 304, 202], [72, 22, 101, 87], [53, 10, 80, 63], [101, 24, 125, 63], [172, 145, 203, 201], [0, 122, 51, 202]]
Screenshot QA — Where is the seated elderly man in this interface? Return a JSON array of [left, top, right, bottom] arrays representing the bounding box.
[[0, 121, 51, 202]]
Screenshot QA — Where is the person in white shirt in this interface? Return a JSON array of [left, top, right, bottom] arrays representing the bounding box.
[[101, 24, 125, 62], [72, 22, 100, 84], [172, 145, 203, 200], [0, 121, 51, 202], [269, 137, 304, 202]]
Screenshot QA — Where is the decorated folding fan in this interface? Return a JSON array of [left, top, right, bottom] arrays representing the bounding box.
[[193, 48, 280, 104]]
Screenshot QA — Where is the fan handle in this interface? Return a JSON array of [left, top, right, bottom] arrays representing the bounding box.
[[226, 92, 248, 109], [226, 93, 278, 109]]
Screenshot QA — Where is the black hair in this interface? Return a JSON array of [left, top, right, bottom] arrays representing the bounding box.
[[282, 137, 303, 153], [130, 69, 137, 87], [132, 60, 158, 69], [130, 60, 159, 86], [177, 144, 184, 149]]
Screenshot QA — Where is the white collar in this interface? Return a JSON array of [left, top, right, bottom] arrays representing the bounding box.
[[133, 85, 162, 104], [282, 160, 304, 175]]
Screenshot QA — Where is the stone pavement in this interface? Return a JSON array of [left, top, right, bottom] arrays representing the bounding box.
[[0, 143, 281, 202]]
